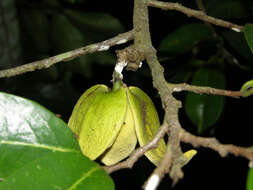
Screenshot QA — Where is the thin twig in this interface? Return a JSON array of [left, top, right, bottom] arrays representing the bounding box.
[[103, 123, 169, 174], [180, 129, 253, 160], [0, 0, 244, 79], [147, 0, 243, 32], [195, 0, 252, 71], [0, 31, 134, 78], [143, 145, 172, 190], [170, 83, 242, 98]]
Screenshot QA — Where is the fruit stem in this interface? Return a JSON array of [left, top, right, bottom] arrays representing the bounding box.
[[112, 71, 123, 91]]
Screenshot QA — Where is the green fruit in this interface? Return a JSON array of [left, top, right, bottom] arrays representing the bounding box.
[[68, 83, 197, 166], [68, 83, 166, 166], [240, 79, 253, 97], [127, 86, 165, 165]]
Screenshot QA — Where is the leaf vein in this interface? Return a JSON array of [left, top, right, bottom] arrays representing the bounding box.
[[68, 167, 101, 190], [0, 140, 78, 153]]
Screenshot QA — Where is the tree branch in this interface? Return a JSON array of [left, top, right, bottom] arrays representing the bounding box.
[[169, 83, 242, 98], [0, 31, 134, 78], [143, 144, 173, 190], [148, 0, 243, 32], [180, 128, 253, 161], [147, 0, 243, 32], [0, 0, 244, 79], [133, 0, 185, 185]]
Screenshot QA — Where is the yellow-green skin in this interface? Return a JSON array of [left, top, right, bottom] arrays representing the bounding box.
[[68, 84, 166, 166], [240, 80, 253, 97], [127, 86, 165, 165], [68, 84, 197, 166]]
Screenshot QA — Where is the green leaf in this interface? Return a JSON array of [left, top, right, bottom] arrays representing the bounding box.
[[247, 168, 253, 190], [185, 68, 225, 134], [221, 30, 253, 64], [50, 14, 92, 78], [0, 92, 114, 190], [65, 10, 124, 41], [244, 23, 253, 54], [50, 14, 90, 52], [159, 23, 213, 56]]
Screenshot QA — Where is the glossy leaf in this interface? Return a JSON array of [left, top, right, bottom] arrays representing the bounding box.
[[247, 168, 253, 190], [244, 23, 253, 54], [0, 92, 114, 190], [159, 23, 213, 56], [185, 68, 225, 134]]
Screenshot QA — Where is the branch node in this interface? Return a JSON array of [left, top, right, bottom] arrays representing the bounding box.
[[116, 45, 143, 72]]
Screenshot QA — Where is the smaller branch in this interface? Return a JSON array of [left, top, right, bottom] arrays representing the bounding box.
[[144, 145, 172, 190], [180, 129, 253, 161], [0, 31, 134, 78], [104, 122, 169, 174], [147, 0, 243, 32], [115, 45, 142, 72], [169, 83, 242, 98], [144, 146, 197, 190], [195, 0, 252, 71]]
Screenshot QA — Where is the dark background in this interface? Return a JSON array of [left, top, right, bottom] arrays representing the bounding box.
[[1, 0, 253, 189]]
